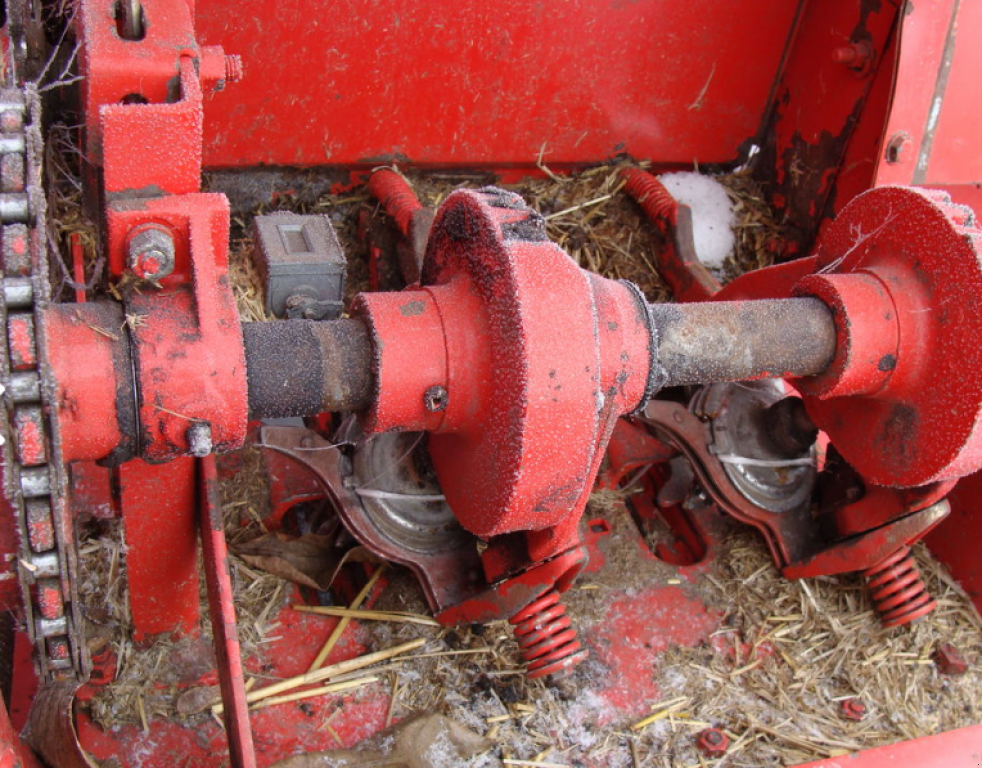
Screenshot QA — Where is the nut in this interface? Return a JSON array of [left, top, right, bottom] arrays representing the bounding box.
[[424, 385, 449, 413], [696, 728, 729, 757], [933, 643, 968, 676], [840, 698, 867, 721], [128, 225, 175, 280]]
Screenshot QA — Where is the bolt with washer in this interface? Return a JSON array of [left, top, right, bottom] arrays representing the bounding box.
[[128, 225, 176, 281], [696, 728, 729, 757]]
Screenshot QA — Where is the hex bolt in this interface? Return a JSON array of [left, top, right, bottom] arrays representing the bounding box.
[[932, 643, 968, 676], [696, 728, 729, 757], [128, 225, 176, 281], [186, 422, 213, 458], [840, 698, 867, 721], [832, 41, 873, 75], [424, 385, 449, 413]]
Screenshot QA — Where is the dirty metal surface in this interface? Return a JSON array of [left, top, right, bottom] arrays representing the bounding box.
[[72, 501, 723, 768], [196, 0, 800, 169], [200, 455, 256, 768], [354, 187, 653, 565], [796, 186, 982, 488]]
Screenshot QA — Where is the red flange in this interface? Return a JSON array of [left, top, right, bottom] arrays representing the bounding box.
[[354, 188, 654, 551], [791, 187, 982, 487]]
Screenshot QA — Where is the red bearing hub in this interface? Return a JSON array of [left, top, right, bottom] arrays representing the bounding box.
[[354, 188, 654, 552], [792, 187, 982, 487]]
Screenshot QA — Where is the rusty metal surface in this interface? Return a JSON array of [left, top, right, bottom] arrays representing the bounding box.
[[650, 298, 836, 387], [753, 0, 901, 253], [243, 318, 373, 419], [782, 502, 949, 579], [26, 682, 92, 768]]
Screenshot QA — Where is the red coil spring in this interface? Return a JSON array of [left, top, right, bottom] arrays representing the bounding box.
[[368, 169, 423, 237], [509, 589, 588, 680], [863, 546, 937, 628], [620, 167, 678, 224]]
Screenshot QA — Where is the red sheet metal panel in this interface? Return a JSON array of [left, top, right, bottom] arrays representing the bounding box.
[[196, 0, 801, 169], [927, 470, 982, 615], [875, 0, 959, 186], [926, 0, 982, 183], [796, 723, 982, 768]]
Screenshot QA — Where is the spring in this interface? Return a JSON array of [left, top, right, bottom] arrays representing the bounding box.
[[368, 169, 423, 237], [509, 589, 588, 680], [863, 546, 937, 628], [620, 168, 678, 223]]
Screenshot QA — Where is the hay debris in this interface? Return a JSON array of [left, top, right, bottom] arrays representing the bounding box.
[[77, 447, 290, 731], [354, 506, 980, 768]]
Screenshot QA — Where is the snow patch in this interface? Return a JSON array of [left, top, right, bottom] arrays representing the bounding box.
[[657, 171, 735, 270]]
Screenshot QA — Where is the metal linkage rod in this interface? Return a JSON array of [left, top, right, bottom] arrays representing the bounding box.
[[649, 298, 836, 388]]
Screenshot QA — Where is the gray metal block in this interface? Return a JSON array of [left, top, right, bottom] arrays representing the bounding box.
[[252, 213, 347, 319]]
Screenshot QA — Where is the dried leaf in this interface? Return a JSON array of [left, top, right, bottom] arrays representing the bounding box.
[[234, 534, 379, 591], [235, 533, 340, 590]]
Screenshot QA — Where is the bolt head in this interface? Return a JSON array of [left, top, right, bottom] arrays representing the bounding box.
[[424, 385, 449, 413], [128, 226, 176, 281], [186, 422, 213, 458], [696, 728, 729, 756]]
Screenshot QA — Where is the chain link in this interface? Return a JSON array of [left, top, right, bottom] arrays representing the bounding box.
[[0, 85, 85, 681]]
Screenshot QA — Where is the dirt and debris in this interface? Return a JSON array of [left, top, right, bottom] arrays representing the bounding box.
[[221, 162, 783, 317], [270, 712, 492, 768], [65, 166, 980, 767], [341, 506, 982, 768], [76, 447, 290, 731]]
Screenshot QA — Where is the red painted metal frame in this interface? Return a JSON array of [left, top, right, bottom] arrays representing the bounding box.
[[354, 187, 652, 565], [119, 458, 199, 639], [195, 0, 801, 169], [79, 0, 233, 191], [0, 698, 40, 768], [752, 0, 901, 252], [875, 0, 961, 187], [107, 193, 247, 461]]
